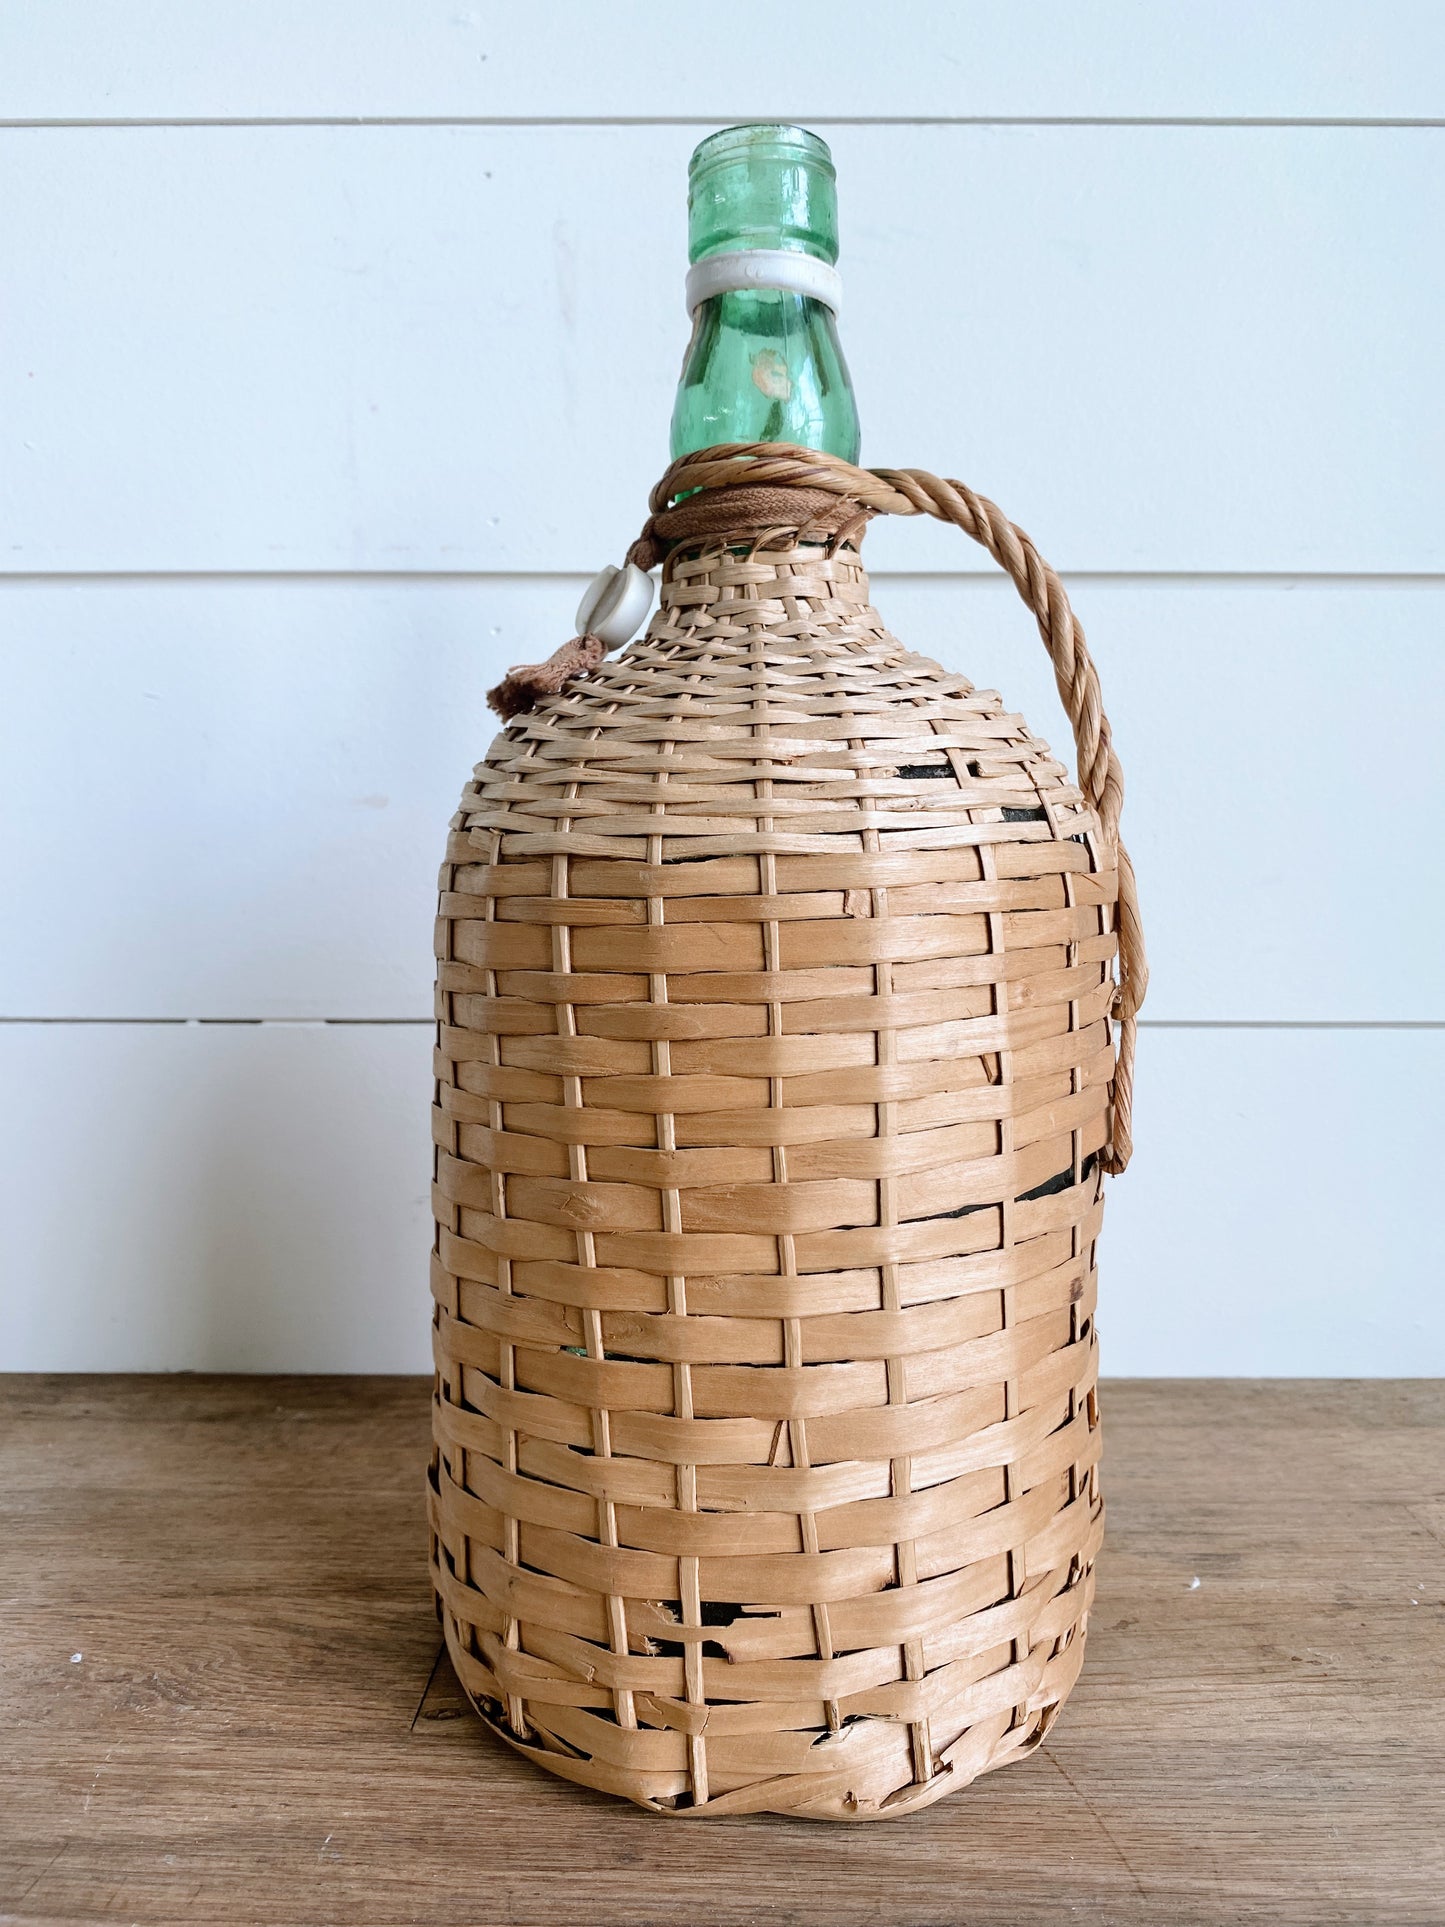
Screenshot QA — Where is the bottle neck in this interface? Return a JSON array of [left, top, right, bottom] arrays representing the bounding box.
[[672, 123, 859, 463], [671, 287, 859, 462]]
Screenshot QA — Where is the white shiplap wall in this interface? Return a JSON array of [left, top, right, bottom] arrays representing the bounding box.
[[2, 3, 1442, 1373]]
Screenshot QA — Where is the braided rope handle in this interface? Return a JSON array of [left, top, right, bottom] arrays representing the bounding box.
[[653, 444, 1147, 1173]]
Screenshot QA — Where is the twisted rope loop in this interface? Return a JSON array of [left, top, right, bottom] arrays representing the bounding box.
[[492, 441, 1146, 1172]]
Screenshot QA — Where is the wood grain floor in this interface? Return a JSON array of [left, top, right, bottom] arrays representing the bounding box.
[[1, 1376, 1441, 1926]]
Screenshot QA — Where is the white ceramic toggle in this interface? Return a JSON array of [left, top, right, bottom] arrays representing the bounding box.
[[576, 563, 654, 647]]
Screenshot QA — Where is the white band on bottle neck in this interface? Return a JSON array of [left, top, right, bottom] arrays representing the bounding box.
[[685, 249, 843, 317]]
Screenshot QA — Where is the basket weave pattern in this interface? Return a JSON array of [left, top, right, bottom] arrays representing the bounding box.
[[430, 455, 1127, 1819]]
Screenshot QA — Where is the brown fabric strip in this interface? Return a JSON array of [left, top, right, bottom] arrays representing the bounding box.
[[488, 632, 607, 721], [626, 484, 874, 573]]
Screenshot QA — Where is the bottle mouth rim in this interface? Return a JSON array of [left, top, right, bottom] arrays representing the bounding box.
[[687, 123, 835, 184]]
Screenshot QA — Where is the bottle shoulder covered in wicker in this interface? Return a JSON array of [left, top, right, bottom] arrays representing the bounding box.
[[429, 469, 1124, 1820]]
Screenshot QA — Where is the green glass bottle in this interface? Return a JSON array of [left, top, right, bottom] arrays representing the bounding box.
[[670, 124, 860, 463]]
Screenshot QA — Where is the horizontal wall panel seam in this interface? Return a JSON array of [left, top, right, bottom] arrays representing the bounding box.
[[2, 1020, 1442, 1032], [5, 573, 1445, 589], [5, 117, 1445, 131]]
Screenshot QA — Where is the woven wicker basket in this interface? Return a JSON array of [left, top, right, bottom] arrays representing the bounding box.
[[428, 443, 1145, 1819]]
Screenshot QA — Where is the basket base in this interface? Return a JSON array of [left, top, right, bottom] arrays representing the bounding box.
[[439, 1611, 1086, 1822]]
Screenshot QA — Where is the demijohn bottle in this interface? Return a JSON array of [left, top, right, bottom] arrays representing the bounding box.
[[431, 119, 1137, 1823]]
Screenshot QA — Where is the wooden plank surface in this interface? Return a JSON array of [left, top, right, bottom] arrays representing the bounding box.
[[0, 1375, 1441, 1925], [6, 577, 1443, 1022], [4, 125, 1441, 575], [4, 1, 1443, 123]]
